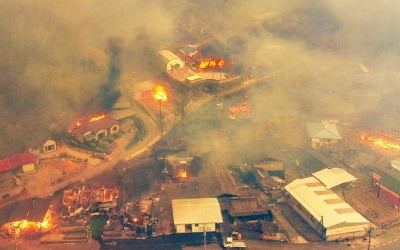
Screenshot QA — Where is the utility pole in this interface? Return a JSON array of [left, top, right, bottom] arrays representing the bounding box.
[[203, 225, 207, 250], [367, 225, 372, 250]]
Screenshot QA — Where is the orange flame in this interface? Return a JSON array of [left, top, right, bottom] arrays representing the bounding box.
[[153, 86, 168, 102], [89, 114, 106, 123], [180, 171, 188, 178], [198, 58, 226, 70], [359, 132, 400, 151]]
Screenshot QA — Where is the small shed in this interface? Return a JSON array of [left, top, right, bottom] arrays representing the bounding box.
[[43, 140, 57, 153], [159, 50, 185, 71]]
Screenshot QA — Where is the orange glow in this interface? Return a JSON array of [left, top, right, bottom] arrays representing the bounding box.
[[180, 171, 188, 178], [70, 113, 109, 131], [89, 114, 106, 123], [153, 86, 168, 102], [11, 215, 51, 232], [359, 132, 400, 152], [198, 58, 226, 70], [133, 217, 138, 223], [372, 138, 400, 151]]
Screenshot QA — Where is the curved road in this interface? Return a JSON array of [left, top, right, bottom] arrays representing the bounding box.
[[18, 72, 281, 199]]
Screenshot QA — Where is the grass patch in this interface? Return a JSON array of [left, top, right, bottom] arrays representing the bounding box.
[[89, 215, 107, 240], [126, 116, 147, 150]]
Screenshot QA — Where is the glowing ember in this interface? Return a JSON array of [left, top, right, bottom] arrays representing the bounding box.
[[198, 58, 226, 70], [69, 113, 109, 131], [89, 114, 106, 123], [359, 132, 400, 152], [153, 86, 168, 102]]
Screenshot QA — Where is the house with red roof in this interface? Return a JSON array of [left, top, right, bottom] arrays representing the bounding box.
[[69, 114, 120, 143], [0, 153, 37, 174]]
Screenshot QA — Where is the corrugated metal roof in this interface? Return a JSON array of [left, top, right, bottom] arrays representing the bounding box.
[[0, 153, 36, 174], [172, 198, 223, 225], [285, 177, 369, 230], [312, 168, 357, 189], [306, 122, 342, 140]]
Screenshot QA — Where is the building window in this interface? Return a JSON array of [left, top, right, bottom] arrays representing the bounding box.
[[185, 224, 192, 232], [45, 145, 55, 152], [97, 131, 106, 139], [194, 224, 199, 227]]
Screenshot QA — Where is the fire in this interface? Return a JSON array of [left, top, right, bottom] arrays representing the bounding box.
[[70, 113, 108, 131], [153, 86, 168, 102], [359, 132, 400, 152], [372, 138, 400, 151], [198, 58, 226, 70], [89, 114, 106, 123], [180, 171, 188, 178]]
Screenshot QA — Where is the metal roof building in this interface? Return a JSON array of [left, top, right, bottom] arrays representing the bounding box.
[[306, 122, 342, 140], [285, 177, 370, 241], [158, 50, 185, 71], [312, 168, 357, 189], [172, 198, 223, 233]]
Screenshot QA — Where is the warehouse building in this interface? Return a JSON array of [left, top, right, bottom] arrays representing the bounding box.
[[285, 177, 370, 241], [172, 198, 223, 233]]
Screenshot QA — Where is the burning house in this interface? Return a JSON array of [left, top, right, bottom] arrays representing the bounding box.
[[164, 154, 194, 181], [0, 197, 52, 236], [69, 113, 119, 143], [0, 153, 36, 174], [306, 121, 342, 149], [371, 166, 400, 210], [63, 185, 119, 215]]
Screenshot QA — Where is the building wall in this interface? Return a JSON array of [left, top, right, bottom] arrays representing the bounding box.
[[311, 138, 338, 149], [95, 129, 108, 140], [372, 172, 400, 210], [175, 223, 216, 233], [166, 59, 184, 71], [22, 163, 35, 173], [326, 229, 366, 241], [286, 195, 326, 239], [287, 194, 367, 241], [110, 125, 120, 135]]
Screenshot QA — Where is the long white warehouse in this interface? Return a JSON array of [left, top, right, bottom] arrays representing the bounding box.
[[285, 176, 370, 241]]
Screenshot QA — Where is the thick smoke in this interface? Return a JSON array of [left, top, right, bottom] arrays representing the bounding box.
[[100, 37, 122, 110]]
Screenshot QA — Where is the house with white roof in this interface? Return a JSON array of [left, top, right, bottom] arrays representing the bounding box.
[[172, 198, 223, 233], [306, 121, 342, 149], [285, 176, 370, 241]]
